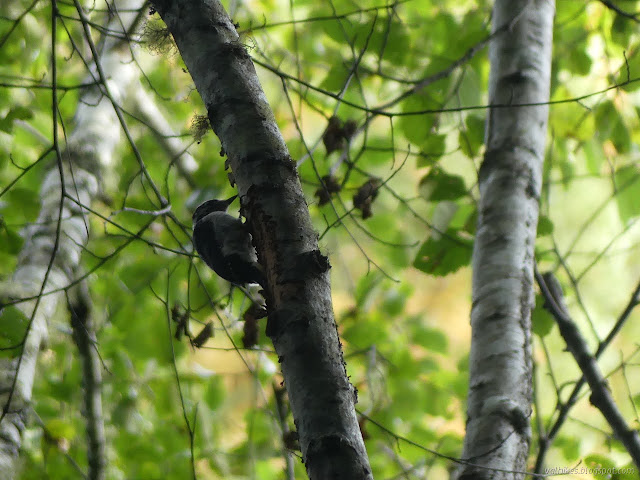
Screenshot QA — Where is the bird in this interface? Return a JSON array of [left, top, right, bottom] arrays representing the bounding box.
[[192, 195, 266, 287]]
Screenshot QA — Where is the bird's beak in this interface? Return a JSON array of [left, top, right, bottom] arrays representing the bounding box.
[[224, 195, 238, 205]]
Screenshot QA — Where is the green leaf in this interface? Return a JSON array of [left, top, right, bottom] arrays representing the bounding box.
[[0, 223, 24, 254], [611, 14, 635, 47], [398, 93, 441, 146], [377, 21, 410, 64], [611, 121, 631, 154], [418, 167, 468, 202], [243, 409, 275, 450], [432, 369, 466, 403], [613, 164, 640, 224], [457, 354, 469, 372], [566, 48, 591, 75], [354, 273, 382, 310], [549, 87, 594, 140], [363, 137, 396, 166], [536, 215, 553, 237], [595, 101, 631, 153], [583, 138, 603, 175], [555, 435, 580, 462], [407, 424, 438, 446], [380, 287, 409, 317], [437, 433, 464, 458], [388, 377, 427, 419], [389, 348, 426, 377], [204, 375, 225, 410], [616, 462, 639, 480], [411, 323, 448, 353], [449, 203, 477, 234], [413, 229, 473, 276], [5, 187, 41, 221], [45, 418, 76, 440], [47, 361, 82, 402], [119, 255, 166, 293], [423, 382, 451, 416], [0, 106, 33, 133], [417, 134, 446, 167], [0, 306, 28, 357], [616, 47, 640, 91], [428, 13, 458, 54], [532, 295, 554, 338], [138, 462, 162, 478], [454, 69, 482, 110], [554, 140, 574, 188], [584, 454, 616, 479], [188, 277, 220, 314], [342, 315, 389, 347], [459, 115, 484, 158], [319, 61, 350, 92]]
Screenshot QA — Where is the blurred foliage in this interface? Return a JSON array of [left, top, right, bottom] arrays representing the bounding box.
[[2, 0, 640, 479]]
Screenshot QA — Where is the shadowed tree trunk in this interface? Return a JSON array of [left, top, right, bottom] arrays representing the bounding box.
[[151, 0, 373, 478]]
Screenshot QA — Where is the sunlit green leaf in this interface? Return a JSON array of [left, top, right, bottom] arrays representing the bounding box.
[[413, 229, 473, 276], [460, 114, 484, 158], [556, 435, 580, 462], [411, 323, 448, 353], [616, 47, 640, 91], [419, 167, 468, 202], [614, 164, 640, 223], [611, 14, 635, 48], [0, 106, 33, 133], [537, 215, 553, 237], [532, 294, 554, 338], [595, 101, 631, 153], [398, 94, 441, 146], [584, 454, 616, 479]]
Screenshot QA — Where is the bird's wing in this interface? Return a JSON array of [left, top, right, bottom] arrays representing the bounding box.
[[211, 213, 259, 263]]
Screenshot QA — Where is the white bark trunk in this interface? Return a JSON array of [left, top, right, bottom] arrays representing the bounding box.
[[457, 1, 554, 479], [0, 2, 142, 477]]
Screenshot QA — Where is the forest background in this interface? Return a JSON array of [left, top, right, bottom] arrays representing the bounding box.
[[2, 0, 640, 479]]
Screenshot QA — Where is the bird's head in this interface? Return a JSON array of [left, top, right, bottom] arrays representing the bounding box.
[[192, 195, 238, 224]]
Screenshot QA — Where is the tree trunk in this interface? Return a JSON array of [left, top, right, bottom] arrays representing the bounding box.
[[151, 1, 373, 478], [0, 2, 143, 477], [457, 1, 554, 479]]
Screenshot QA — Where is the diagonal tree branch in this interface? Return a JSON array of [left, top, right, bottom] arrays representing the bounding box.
[[535, 270, 640, 471], [151, 0, 373, 478], [67, 277, 106, 480], [534, 274, 640, 472]]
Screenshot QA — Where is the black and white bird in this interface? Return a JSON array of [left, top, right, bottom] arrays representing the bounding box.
[[192, 195, 266, 287]]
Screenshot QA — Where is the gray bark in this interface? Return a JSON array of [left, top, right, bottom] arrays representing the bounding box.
[[68, 279, 106, 480], [151, 1, 373, 478], [457, 1, 554, 479], [537, 271, 640, 470]]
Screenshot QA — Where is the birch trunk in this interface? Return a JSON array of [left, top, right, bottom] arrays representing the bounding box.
[[151, 1, 373, 478], [0, 3, 142, 477], [457, 1, 554, 479]]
